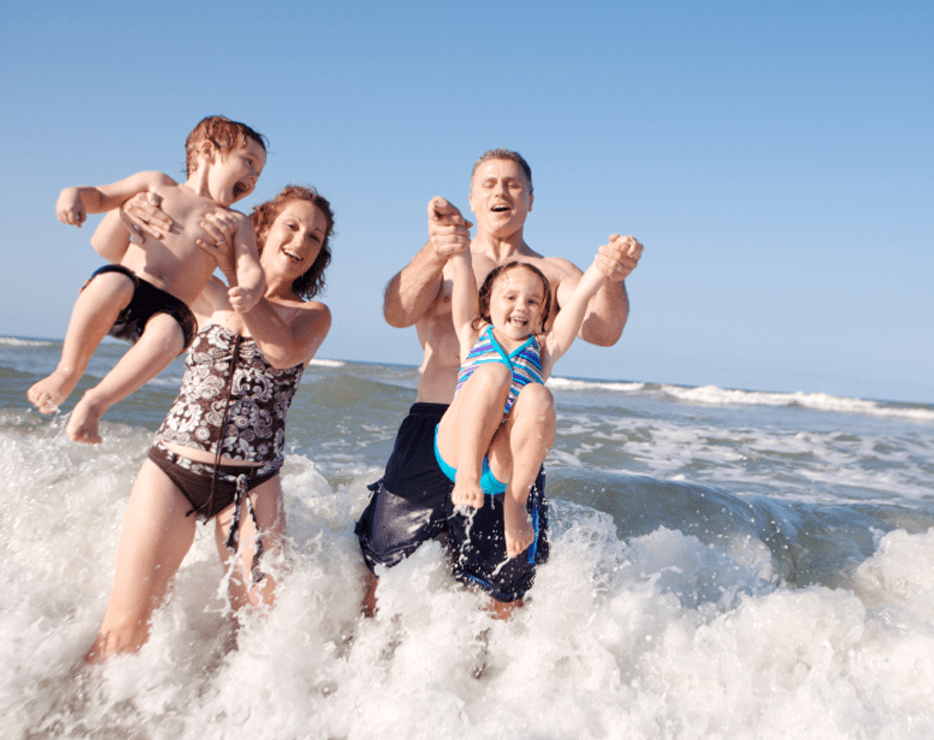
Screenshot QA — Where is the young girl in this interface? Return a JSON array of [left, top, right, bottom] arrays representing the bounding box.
[[434, 245, 613, 562]]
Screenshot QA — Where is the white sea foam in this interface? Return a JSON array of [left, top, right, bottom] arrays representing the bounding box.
[[309, 357, 346, 368], [3, 365, 933, 739], [662, 384, 934, 423], [546, 373, 934, 424], [547, 376, 647, 393], [0, 335, 54, 347]]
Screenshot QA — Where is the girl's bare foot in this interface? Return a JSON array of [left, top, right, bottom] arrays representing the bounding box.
[[27, 369, 82, 414], [503, 494, 534, 559], [66, 394, 105, 444], [452, 479, 484, 509]]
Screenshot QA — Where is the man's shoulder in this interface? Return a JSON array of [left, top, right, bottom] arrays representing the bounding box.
[[525, 252, 583, 284]]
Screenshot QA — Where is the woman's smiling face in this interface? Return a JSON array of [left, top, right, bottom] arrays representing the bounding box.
[[261, 200, 328, 280]]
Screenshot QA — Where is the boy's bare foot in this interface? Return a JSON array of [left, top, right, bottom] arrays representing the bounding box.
[[27, 369, 82, 414], [452, 479, 484, 509], [503, 494, 534, 559], [66, 395, 105, 444]]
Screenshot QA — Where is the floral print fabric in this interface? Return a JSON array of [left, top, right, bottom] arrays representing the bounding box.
[[156, 323, 304, 468]]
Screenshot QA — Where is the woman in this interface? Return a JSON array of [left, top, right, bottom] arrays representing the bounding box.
[[85, 185, 335, 661]]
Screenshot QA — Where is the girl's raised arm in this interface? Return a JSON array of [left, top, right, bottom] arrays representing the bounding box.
[[543, 237, 632, 370], [449, 249, 480, 360]]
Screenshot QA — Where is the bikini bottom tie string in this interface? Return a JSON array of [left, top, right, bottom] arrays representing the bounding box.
[[225, 473, 266, 583]]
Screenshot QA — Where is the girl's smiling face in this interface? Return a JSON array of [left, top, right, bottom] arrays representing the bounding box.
[[487, 266, 547, 342]]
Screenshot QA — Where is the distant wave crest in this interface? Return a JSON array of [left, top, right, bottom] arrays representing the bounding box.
[[546, 374, 934, 422], [547, 377, 646, 393], [663, 384, 934, 422], [309, 358, 345, 368], [0, 336, 54, 348]]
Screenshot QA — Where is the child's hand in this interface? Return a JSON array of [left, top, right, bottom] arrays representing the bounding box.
[[595, 234, 643, 281], [56, 187, 87, 227], [503, 495, 534, 559], [228, 284, 263, 313]]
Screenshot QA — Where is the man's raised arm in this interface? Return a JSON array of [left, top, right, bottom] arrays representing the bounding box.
[[383, 197, 473, 327]]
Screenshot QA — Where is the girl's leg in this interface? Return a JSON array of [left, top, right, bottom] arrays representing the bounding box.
[[67, 312, 185, 443], [85, 459, 197, 662], [214, 475, 287, 613], [28, 270, 135, 414], [488, 383, 555, 561], [435, 363, 511, 509]]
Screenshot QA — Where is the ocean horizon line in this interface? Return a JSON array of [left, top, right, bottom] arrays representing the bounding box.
[[2, 333, 932, 416]]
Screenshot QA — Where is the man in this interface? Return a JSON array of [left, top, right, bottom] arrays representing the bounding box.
[[355, 149, 643, 616]]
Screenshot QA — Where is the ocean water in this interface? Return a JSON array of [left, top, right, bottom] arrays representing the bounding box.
[[1, 335, 932, 740]]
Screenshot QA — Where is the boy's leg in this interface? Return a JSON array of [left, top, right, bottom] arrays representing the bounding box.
[[67, 313, 185, 443], [85, 459, 197, 662], [436, 363, 511, 509], [488, 383, 555, 561], [214, 475, 287, 613], [28, 270, 135, 414]]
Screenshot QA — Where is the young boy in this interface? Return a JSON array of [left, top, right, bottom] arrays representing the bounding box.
[[28, 115, 267, 444]]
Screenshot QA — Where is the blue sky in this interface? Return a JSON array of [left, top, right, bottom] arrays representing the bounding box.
[[2, 1, 931, 404]]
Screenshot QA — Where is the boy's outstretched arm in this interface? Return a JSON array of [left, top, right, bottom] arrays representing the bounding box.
[[56, 171, 174, 227], [226, 216, 265, 313]]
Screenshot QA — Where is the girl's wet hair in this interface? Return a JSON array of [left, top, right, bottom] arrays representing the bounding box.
[[474, 261, 552, 333], [250, 185, 335, 300], [185, 115, 268, 176]]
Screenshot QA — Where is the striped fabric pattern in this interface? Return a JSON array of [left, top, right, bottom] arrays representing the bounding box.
[[454, 326, 544, 416]]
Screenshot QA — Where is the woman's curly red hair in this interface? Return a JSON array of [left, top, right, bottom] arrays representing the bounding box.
[[250, 185, 335, 300]]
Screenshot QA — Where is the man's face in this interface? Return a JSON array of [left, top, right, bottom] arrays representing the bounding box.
[[468, 158, 534, 238]]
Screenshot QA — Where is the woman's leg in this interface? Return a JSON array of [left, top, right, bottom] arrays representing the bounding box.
[[488, 383, 555, 560], [436, 363, 511, 509], [28, 270, 134, 414], [214, 475, 287, 613], [67, 313, 185, 444], [85, 459, 197, 662]]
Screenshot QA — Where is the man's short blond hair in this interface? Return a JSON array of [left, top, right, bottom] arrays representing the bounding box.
[[471, 148, 533, 194]]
